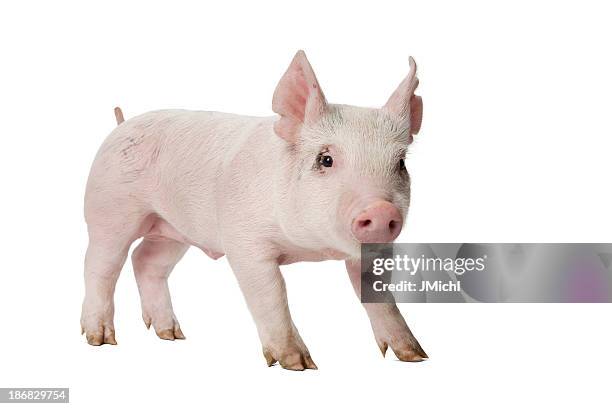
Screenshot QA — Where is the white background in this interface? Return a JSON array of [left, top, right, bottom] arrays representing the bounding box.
[[1, 0, 611, 408]]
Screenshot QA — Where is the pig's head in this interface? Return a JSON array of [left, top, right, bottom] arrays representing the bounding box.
[[272, 50, 422, 259]]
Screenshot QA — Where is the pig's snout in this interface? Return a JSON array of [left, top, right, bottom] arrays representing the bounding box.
[[351, 201, 402, 243]]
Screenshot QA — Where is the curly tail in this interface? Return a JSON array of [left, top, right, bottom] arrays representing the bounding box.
[[114, 106, 125, 125]]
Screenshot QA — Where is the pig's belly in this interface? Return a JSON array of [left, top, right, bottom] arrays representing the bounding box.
[[142, 214, 225, 260]]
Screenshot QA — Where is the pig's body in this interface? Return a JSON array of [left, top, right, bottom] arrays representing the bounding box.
[[81, 51, 427, 370], [86, 109, 345, 262], [87, 110, 264, 254]]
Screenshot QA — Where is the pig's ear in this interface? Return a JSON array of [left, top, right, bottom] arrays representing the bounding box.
[[272, 50, 328, 142], [384, 57, 422, 142]]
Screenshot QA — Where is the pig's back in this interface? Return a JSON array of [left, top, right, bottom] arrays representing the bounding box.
[[87, 109, 275, 248]]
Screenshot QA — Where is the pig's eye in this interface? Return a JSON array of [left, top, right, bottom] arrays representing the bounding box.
[[319, 154, 334, 168], [399, 159, 406, 171]]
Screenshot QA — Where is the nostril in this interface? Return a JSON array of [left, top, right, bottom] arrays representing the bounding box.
[[358, 219, 372, 229], [389, 220, 397, 231]]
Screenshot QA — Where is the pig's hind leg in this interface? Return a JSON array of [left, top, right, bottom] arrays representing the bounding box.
[[131, 236, 189, 340], [81, 213, 151, 346]]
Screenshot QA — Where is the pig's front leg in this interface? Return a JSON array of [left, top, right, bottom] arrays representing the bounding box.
[[345, 259, 428, 361], [227, 251, 317, 371]]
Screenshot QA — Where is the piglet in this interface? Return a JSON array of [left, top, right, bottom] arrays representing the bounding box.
[[81, 50, 426, 370]]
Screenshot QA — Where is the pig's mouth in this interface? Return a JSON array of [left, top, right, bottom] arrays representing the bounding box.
[[343, 237, 364, 260]]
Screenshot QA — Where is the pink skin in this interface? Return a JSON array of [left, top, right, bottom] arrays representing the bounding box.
[[351, 201, 403, 243], [81, 50, 425, 370]]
